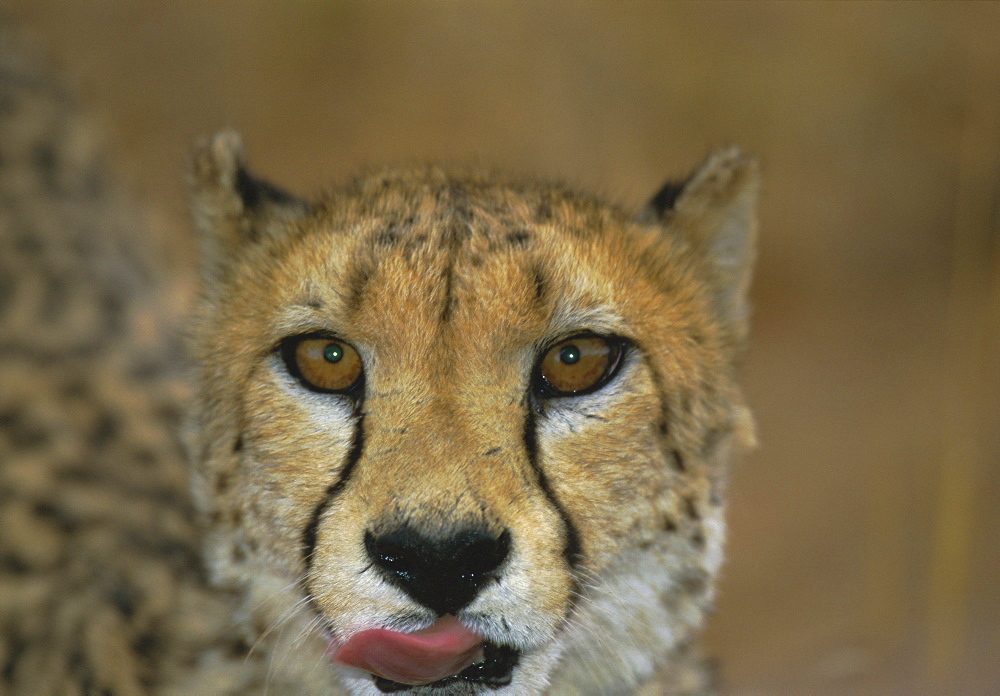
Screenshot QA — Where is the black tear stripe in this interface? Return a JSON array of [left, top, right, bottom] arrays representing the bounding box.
[[522, 411, 582, 571], [302, 414, 366, 571]]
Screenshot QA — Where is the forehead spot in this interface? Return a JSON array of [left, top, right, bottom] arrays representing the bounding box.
[[344, 256, 375, 317], [372, 229, 399, 247], [532, 264, 547, 304], [438, 259, 455, 325], [506, 230, 531, 248]]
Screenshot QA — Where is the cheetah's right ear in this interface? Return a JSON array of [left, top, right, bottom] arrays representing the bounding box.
[[641, 147, 760, 345], [190, 130, 309, 280]]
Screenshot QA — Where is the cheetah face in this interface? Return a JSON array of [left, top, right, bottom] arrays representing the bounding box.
[[187, 133, 756, 695]]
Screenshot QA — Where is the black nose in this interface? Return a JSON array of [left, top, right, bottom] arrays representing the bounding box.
[[364, 524, 511, 615]]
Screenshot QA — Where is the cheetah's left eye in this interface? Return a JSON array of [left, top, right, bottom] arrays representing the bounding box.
[[280, 334, 364, 394], [536, 335, 624, 397]]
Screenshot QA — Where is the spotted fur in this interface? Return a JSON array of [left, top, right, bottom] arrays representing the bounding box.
[[1, 23, 757, 696], [0, 24, 220, 695]]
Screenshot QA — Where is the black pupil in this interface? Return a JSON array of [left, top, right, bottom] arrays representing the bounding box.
[[323, 344, 343, 363], [558, 345, 580, 365]]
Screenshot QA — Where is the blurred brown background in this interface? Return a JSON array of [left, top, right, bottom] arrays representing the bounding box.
[[6, 2, 999, 694]]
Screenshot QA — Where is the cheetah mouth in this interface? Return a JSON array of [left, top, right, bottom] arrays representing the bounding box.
[[332, 615, 520, 692], [372, 641, 520, 693]]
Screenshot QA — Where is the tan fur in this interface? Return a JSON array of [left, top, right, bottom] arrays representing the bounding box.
[[0, 25, 756, 693], [184, 131, 758, 695]]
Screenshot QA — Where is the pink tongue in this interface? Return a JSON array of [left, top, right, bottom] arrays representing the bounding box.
[[332, 616, 483, 685]]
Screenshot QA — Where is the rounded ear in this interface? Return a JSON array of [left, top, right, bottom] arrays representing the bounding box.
[[190, 130, 309, 281], [642, 147, 760, 343]]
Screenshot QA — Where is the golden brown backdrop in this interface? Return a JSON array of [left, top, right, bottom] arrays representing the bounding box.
[[7, 2, 999, 694]]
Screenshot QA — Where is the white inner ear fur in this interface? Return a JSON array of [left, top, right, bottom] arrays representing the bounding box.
[[666, 147, 760, 334]]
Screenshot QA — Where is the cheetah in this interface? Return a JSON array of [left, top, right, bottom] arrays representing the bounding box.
[[0, 23, 757, 696]]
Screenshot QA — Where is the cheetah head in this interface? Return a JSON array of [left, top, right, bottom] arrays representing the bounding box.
[[186, 132, 757, 695]]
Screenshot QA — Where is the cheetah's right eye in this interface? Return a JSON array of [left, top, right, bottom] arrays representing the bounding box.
[[280, 334, 363, 394], [536, 334, 624, 397]]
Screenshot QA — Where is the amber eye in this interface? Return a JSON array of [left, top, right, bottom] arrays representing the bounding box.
[[282, 335, 363, 393], [537, 335, 623, 396]]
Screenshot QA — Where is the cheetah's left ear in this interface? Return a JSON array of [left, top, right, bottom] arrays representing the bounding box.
[[641, 147, 759, 343], [190, 130, 310, 282]]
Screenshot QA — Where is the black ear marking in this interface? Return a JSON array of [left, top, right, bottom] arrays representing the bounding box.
[[235, 165, 301, 211], [191, 130, 311, 279], [640, 148, 760, 342], [646, 179, 688, 219]]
